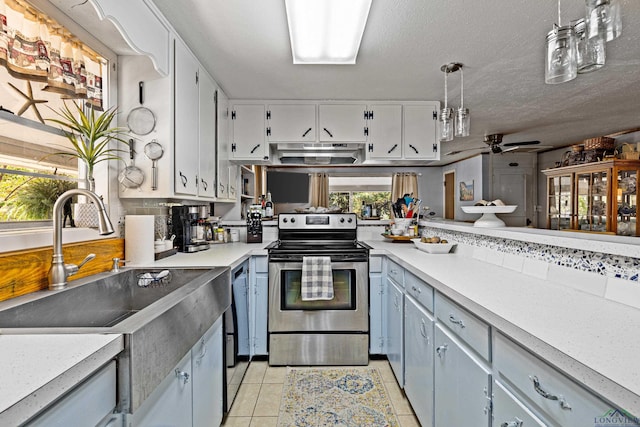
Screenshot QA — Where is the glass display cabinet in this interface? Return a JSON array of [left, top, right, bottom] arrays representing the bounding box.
[[543, 160, 639, 236]]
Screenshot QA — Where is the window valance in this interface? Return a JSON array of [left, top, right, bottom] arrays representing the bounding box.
[[0, 0, 104, 109]]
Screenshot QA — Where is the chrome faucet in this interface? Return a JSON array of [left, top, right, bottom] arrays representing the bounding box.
[[49, 189, 115, 290]]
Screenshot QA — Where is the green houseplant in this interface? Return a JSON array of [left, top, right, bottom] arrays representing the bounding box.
[[48, 101, 127, 192]]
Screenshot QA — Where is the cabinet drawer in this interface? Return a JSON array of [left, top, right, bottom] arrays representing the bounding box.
[[386, 259, 404, 287], [493, 379, 547, 427], [435, 293, 490, 361], [494, 332, 619, 427], [369, 256, 383, 273], [405, 270, 433, 313]]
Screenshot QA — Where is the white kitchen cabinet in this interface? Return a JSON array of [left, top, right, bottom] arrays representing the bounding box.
[[493, 380, 547, 427], [27, 362, 116, 427], [434, 324, 491, 427], [404, 294, 434, 427], [133, 351, 193, 427], [90, 0, 171, 76], [230, 104, 269, 161], [267, 104, 316, 142], [174, 38, 200, 196], [192, 317, 224, 427], [369, 255, 385, 354], [403, 103, 440, 160], [319, 104, 367, 142], [365, 104, 402, 159], [435, 293, 490, 361], [197, 70, 217, 199], [217, 91, 232, 200], [386, 277, 404, 387], [250, 256, 269, 356], [174, 39, 218, 199]]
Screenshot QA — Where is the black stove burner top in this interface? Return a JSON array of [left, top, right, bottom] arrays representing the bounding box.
[[267, 240, 370, 262]]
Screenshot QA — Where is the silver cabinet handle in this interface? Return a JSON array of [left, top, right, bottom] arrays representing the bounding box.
[[449, 314, 466, 328], [436, 344, 448, 358], [529, 376, 572, 410], [175, 369, 190, 385], [195, 338, 207, 365], [394, 294, 399, 310], [411, 285, 422, 294], [501, 418, 523, 427], [419, 319, 429, 343]]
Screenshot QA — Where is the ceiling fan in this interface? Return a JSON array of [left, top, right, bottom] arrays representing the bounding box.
[[444, 133, 541, 156]]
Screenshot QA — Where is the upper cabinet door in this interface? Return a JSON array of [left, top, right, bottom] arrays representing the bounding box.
[[174, 39, 200, 196], [318, 104, 367, 142], [403, 103, 440, 160], [198, 71, 217, 199], [230, 104, 268, 160], [267, 104, 316, 142], [91, 0, 170, 76], [366, 104, 402, 159]]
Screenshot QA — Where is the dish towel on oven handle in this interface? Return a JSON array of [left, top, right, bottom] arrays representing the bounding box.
[[301, 256, 334, 301]]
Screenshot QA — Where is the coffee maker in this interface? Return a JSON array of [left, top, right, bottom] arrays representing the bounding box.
[[171, 206, 211, 252], [246, 209, 263, 243]]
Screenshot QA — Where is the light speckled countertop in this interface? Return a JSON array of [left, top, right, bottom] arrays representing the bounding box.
[[2, 233, 638, 420], [0, 334, 123, 425], [367, 239, 640, 417]]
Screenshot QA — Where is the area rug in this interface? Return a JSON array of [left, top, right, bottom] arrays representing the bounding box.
[[278, 367, 399, 427]]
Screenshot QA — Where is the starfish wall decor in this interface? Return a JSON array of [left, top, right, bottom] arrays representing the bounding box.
[[7, 81, 48, 124]]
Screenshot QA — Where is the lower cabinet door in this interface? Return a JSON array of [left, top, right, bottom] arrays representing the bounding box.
[[133, 352, 193, 427], [252, 272, 269, 356], [404, 295, 434, 427], [493, 380, 547, 427], [434, 325, 491, 427], [193, 317, 224, 427], [386, 278, 404, 387]]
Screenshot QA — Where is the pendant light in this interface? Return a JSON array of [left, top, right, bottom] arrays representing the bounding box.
[[455, 65, 470, 137], [439, 63, 455, 142], [573, 18, 605, 73], [586, 0, 621, 42], [545, 0, 577, 84]]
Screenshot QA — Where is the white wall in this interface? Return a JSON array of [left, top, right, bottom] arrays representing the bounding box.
[[441, 155, 484, 222]]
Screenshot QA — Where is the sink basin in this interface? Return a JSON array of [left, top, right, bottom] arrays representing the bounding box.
[[0, 267, 231, 414], [0, 269, 214, 329]]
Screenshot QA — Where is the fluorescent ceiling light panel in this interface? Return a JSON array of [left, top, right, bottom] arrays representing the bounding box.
[[285, 0, 372, 64]]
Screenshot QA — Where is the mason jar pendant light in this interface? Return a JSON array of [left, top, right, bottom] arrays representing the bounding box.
[[455, 65, 470, 137], [545, 0, 577, 84], [439, 63, 455, 142], [572, 18, 605, 73]]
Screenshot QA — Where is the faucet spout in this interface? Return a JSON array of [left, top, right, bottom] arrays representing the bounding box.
[[49, 189, 114, 290]]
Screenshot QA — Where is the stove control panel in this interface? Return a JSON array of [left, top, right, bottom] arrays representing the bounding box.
[[278, 213, 357, 230]]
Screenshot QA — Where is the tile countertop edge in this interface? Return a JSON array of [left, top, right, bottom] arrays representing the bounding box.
[[366, 240, 640, 417], [419, 219, 640, 258], [0, 334, 124, 425]]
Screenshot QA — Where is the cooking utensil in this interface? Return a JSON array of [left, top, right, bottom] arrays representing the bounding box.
[[119, 139, 145, 189], [127, 81, 156, 135], [144, 139, 164, 190]]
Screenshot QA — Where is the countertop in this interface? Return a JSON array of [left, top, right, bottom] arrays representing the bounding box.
[[2, 235, 639, 420], [0, 334, 124, 425]]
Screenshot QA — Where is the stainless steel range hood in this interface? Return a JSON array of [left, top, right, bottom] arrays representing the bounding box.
[[273, 143, 364, 165]]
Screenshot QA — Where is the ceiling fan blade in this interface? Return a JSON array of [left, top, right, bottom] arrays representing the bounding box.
[[500, 146, 520, 153], [502, 140, 540, 147], [445, 146, 485, 156]]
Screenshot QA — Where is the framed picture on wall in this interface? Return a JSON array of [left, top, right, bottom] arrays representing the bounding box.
[[459, 180, 474, 201]]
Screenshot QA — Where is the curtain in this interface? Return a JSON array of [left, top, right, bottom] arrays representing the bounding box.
[[309, 173, 329, 207], [391, 172, 418, 202], [0, 0, 103, 109]]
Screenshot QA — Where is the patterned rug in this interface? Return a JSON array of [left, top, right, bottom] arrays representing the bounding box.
[[277, 367, 399, 427]]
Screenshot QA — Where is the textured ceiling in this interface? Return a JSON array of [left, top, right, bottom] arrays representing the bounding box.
[[72, 0, 640, 165]]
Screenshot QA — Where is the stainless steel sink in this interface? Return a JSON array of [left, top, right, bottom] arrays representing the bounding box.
[[0, 267, 231, 414]]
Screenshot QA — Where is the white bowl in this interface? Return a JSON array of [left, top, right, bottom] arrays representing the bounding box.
[[392, 218, 413, 227], [413, 240, 456, 254], [390, 228, 404, 236]]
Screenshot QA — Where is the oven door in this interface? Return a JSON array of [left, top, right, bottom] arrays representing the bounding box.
[[268, 260, 368, 333]]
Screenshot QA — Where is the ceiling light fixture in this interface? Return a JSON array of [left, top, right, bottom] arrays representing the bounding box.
[[545, 0, 578, 84], [284, 0, 372, 64], [440, 62, 469, 141]]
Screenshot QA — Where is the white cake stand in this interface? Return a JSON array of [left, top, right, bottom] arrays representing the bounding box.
[[461, 205, 517, 228]]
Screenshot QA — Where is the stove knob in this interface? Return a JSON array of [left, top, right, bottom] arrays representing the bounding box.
[[291, 218, 296, 223], [283, 218, 288, 223], [340, 217, 345, 223], [347, 218, 353, 223]]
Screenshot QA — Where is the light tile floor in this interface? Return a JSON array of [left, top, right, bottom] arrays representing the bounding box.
[[222, 359, 420, 427]]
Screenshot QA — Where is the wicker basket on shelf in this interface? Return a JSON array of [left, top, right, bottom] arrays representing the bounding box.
[[619, 143, 640, 160], [584, 136, 615, 151]]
